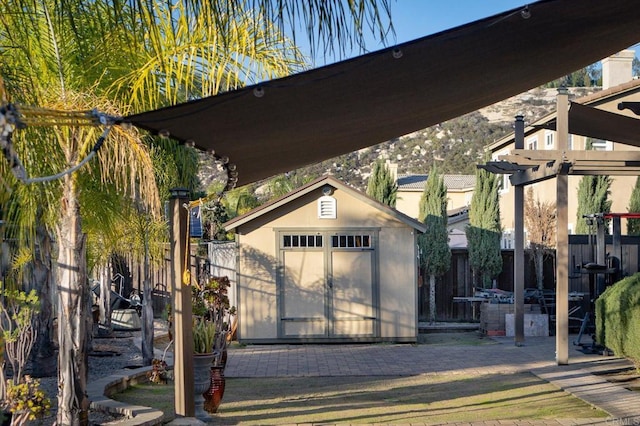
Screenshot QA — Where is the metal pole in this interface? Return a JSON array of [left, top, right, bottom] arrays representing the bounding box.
[[169, 188, 195, 417]]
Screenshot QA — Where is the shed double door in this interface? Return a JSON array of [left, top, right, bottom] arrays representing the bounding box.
[[278, 231, 378, 339]]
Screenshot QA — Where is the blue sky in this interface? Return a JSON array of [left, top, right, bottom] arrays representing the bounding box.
[[303, 1, 639, 66], [379, 0, 529, 48]]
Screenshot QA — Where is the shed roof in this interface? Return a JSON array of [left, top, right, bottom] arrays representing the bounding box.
[[224, 175, 427, 233], [124, 0, 640, 188]]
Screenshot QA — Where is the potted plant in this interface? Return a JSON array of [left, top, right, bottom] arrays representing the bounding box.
[[192, 276, 235, 367], [192, 318, 216, 420], [193, 318, 216, 355], [0, 287, 51, 425], [193, 275, 236, 414]]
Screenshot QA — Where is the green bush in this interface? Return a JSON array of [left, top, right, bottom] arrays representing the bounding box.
[[595, 272, 640, 366]]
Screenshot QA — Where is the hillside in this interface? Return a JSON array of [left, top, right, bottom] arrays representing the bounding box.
[[198, 86, 599, 193]]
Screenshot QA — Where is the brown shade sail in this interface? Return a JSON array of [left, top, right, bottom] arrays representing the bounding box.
[[124, 0, 640, 187]]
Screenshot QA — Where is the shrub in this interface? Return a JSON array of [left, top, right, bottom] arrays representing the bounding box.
[[595, 273, 640, 366]]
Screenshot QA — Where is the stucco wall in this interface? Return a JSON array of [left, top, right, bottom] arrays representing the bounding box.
[[235, 184, 418, 342], [378, 226, 418, 339]]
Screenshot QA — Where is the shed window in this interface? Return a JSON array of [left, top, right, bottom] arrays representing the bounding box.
[[318, 195, 336, 219], [283, 234, 323, 248], [332, 234, 371, 248]]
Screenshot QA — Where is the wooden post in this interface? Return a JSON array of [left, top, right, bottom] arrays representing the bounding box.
[[556, 87, 569, 365], [513, 115, 525, 346], [169, 188, 195, 416]]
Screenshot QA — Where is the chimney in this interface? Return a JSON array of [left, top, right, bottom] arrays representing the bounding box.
[[601, 49, 635, 90], [385, 160, 398, 181]]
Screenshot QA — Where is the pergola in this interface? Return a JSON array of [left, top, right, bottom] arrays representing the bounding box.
[[121, 0, 640, 417], [482, 93, 640, 364]]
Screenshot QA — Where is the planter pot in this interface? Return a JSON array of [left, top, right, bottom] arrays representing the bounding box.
[[193, 353, 215, 420], [204, 365, 226, 413]]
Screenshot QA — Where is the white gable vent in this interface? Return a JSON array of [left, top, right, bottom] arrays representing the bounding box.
[[318, 195, 336, 219]]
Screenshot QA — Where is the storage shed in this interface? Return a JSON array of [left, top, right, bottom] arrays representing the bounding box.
[[224, 176, 426, 343]]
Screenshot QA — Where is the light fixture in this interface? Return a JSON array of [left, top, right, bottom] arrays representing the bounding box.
[[392, 47, 403, 59], [185, 139, 195, 147], [253, 86, 265, 98], [158, 129, 170, 138], [322, 185, 334, 196], [520, 6, 531, 19]]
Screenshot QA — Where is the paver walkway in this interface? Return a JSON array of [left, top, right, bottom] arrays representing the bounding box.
[[217, 335, 640, 425]]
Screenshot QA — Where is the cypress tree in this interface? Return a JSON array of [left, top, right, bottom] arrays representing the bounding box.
[[366, 160, 397, 207], [418, 165, 451, 323], [575, 175, 612, 234], [628, 177, 640, 235], [466, 166, 502, 288]]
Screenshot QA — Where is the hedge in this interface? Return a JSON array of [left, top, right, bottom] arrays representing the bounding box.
[[595, 272, 640, 367]]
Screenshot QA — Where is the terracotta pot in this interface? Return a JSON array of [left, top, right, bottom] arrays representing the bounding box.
[[203, 365, 226, 413]]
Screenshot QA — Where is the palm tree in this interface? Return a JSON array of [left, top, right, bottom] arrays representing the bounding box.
[[0, 1, 392, 423]]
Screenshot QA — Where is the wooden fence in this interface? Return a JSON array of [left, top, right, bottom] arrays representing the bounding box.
[[424, 235, 640, 322], [111, 242, 236, 319]]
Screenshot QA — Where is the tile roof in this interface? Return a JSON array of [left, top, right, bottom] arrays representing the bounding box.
[[397, 174, 476, 191]]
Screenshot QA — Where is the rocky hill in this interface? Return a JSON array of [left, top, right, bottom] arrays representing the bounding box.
[[198, 86, 599, 194]]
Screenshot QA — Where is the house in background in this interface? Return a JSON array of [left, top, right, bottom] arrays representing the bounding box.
[[393, 170, 475, 248], [488, 49, 640, 249], [224, 175, 425, 343], [395, 173, 475, 219]]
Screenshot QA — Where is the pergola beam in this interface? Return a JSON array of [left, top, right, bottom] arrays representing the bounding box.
[[503, 150, 640, 162], [570, 167, 640, 175], [509, 162, 569, 186]]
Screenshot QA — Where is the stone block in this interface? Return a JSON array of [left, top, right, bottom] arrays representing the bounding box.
[[505, 313, 549, 337]]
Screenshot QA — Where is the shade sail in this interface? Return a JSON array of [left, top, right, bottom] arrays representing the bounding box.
[[536, 102, 640, 148], [124, 0, 640, 187]]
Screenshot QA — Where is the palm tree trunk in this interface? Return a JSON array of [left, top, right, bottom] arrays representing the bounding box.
[[56, 175, 90, 425], [25, 225, 56, 376], [98, 265, 112, 332], [142, 227, 154, 365]]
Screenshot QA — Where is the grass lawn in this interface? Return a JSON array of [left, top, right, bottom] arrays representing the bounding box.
[[111, 332, 609, 424], [113, 372, 607, 424]]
